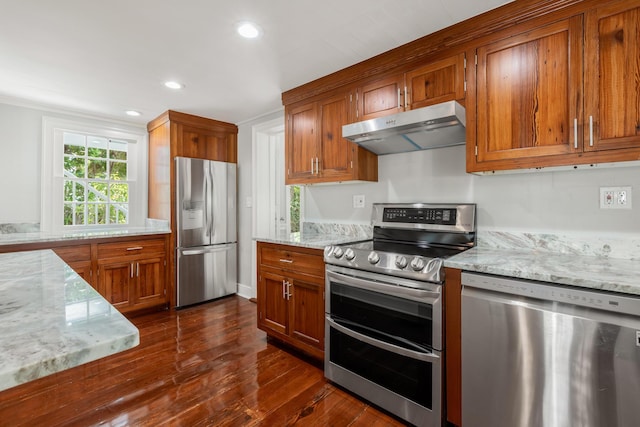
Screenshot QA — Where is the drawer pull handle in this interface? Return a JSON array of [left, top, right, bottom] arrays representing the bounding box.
[[126, 246, 143, 251], [279, 258, 294, 263]]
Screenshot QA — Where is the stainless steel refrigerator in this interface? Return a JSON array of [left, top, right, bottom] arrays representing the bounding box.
[[175, 156, 237, 308]]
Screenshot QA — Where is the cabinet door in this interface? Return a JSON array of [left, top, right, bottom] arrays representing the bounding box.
[[405, 53, 465, 109], [356, 74, 404, 120], [585, 3, 640, 151], [289, 278, 324, 351], [98, 261, 132, 309], [135, 256, 166, 307], [318, 92, 355, 181], [178, 124, 231, 161], [285, 102, 318, 183], [475, 17, 583, 163], [67, 261, 95, 289], [257, 269, 288, 336]]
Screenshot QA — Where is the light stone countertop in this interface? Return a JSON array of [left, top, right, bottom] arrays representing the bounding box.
[[255, 232, 368, 250], [0, 225, 170, 247], [0, 250, 140, 391], [444, 247, 640, 296]]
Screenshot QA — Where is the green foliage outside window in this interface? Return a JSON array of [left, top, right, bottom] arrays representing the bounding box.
[[289, 186, 300, 233], [62, 132, 130, 226]]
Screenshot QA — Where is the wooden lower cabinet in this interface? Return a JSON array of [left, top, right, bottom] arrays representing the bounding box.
[[1, 234, 170, 316], [256, 242, 325, 360], [97, 238, 168, 314], [444, 267, 463, 427]]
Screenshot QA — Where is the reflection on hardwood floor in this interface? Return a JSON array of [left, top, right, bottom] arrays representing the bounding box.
[[0, 296, 407, 426]]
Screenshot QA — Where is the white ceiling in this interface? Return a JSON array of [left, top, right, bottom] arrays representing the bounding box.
[[0, 0, 512, 125]]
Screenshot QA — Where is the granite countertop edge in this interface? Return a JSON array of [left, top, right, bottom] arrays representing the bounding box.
[[254, 234, 367, 250], [0, 226, 171, 247], [444, 247, 640, 296]]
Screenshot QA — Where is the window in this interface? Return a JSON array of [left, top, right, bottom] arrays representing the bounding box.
[[63, 133, 130, 226], [42, 117, 146, 232]]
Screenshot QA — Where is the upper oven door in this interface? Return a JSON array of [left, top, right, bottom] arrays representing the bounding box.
[[325, 265, 443, 351]]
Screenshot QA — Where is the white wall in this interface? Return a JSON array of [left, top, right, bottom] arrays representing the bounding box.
[[0, 103, 43, 222], [236, 110, 284, 298], [0, 101, 147, 225], [305, 144, 640, 236]]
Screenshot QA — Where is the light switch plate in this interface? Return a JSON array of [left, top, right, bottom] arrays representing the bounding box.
[[353, 195, 365, 208]]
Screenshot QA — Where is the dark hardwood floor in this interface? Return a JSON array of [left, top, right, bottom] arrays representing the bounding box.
[[0, 296, 407, 426]]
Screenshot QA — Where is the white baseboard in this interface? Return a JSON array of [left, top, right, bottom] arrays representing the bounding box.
[[236, 282, 254, 300]]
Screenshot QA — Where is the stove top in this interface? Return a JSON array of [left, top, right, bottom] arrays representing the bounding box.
[[324, 203, 476, 282]]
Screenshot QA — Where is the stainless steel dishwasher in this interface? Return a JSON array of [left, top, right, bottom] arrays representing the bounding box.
[[461, 271, 640, 427]]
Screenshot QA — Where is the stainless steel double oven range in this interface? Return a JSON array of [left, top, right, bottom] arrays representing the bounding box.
[[323, 203, 476, 427]]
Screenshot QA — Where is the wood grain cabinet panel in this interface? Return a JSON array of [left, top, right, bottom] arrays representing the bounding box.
[[585, 2, 640, 152], [256, 242, 325, 360], [405, 53, 466, 110], [53, 245, 94, 288], [97, 237, 168, 314], [474, 17, 583, 164], [355, 74, 405, 120], [285, 92, 377, 185]]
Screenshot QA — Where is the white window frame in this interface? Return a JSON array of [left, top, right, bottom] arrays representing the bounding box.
[[41, 116, 147, 233]]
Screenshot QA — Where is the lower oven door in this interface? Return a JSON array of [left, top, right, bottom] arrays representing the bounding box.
[[325, 266, 442, 427]]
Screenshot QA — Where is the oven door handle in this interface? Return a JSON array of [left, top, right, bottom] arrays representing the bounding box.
[[326, 316, 440, 363], [326, 269, 441, 303]]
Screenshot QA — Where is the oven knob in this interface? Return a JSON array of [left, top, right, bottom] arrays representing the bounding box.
[[367, 251, 380, 264], [410, 257, 426, 271], [344, 248, 356, 261], [333, 247, 344, 258], [395, 255, 408, 269], [324, 246, 334, 257]]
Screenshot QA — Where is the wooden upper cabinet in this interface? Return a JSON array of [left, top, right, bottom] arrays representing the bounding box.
[[585, 2, 640, 152], [355, 74, 405, 121], [286, 102, 318, 183], [285, 90, 377, 185], [177, 123, 237, 162], [473, 16, 583, 165], [405, 53, 466, 110]]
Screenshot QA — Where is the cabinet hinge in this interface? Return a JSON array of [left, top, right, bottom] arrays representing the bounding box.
[[475, 145, 478, 156], [475, 54, 478, 66], [350, 160, 353, 169], [464, 81, 467, 92], [259, 311, 262, 320], [349, 93, 352, 103], [164, 260, 166, 267]]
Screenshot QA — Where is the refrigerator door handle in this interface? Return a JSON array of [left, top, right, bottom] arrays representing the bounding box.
[[205, 162, 213, 239], [181, 244, 234, 256], [208, 163, 215, 238]]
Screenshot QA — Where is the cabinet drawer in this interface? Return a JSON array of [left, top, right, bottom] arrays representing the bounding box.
[[97, 238, 165, 260], [259, 245, 324, 277], [53, 245, 91, 263]]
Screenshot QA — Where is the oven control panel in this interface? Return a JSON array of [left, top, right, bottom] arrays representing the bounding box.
[[383, 207, 457, 225]]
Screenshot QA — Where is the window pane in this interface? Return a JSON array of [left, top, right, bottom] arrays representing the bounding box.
[[88, 136, 108, 158], [64, 180, 85, 202], [64, 203, 73, 226], [64, 156, 85, 178], [88, 203, 107, 225], [88, 182, 108, 202], [63, 132, 86, 156], [109, 204, 128, 224], [109, 140, 128, 160], [109, 183, 129, 202], [74, 204, 85, 225], [87, 159, 107, 179], [109, 161, 127, 180]]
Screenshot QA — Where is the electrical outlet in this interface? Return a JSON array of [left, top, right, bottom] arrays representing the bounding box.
[[600, 186, 632, 209], [353, 195, 365, 208]]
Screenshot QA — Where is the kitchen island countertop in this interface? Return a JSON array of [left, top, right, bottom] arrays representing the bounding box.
[[0, 250, 139, 392], [444, 246, 640, 296]]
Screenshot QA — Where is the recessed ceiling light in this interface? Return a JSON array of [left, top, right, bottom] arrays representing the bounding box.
[[237, 21, 261, 39], [164, 81, 183, 89], [125, 110, 141, 117]]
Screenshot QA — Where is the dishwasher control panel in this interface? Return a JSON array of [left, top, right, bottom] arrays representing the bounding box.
[[461, 272, 640, 317]]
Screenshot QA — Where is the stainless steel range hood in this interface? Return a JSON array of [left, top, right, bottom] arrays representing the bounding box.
[[342, 100, 466, 155]]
